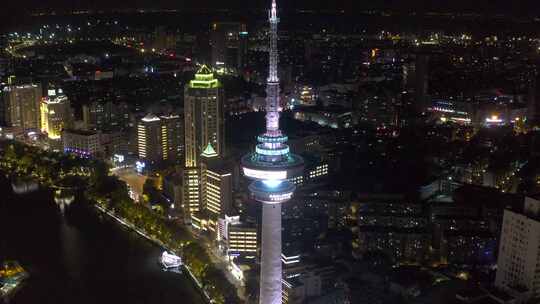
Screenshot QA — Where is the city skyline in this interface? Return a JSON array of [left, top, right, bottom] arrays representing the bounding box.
[[3, 0, 540, 13], [2, 0, 540, 303]]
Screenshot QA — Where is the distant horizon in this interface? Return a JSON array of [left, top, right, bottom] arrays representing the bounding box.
[[3, 0, 540, 16], [2, 0, 540, 32]]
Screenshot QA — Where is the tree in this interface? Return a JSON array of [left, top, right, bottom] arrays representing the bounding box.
[[143, 179, 160, 205]]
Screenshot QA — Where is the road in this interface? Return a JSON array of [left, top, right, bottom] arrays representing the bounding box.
[[194, 230, 247, 302], [113, 167, 147, 200]]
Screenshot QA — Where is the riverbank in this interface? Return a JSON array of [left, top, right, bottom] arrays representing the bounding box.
[[0, 177, 206, 304], [92, 204, 212, 303], [0, 261, 29, 302], [0, 140, 240, 303]]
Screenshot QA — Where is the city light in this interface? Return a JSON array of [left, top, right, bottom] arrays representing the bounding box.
[[3, 1, 540, 304], [262, 180, 282, 188], [243, 168, 287, 180], [135, 161, 146, 173]]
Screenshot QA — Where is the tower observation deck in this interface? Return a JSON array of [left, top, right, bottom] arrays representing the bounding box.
[[241, 1, 303, 303]]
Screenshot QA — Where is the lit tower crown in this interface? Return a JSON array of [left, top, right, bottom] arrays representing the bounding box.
[[241, 0, 303, 303]]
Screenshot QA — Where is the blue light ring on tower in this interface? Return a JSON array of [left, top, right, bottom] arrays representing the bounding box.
[[257, 135, 288, 144], [243, 152, 303, 167], [256, 144, 289, 156]]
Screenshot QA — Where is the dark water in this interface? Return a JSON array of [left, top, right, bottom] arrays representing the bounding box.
[[0, 177, 204, 304]]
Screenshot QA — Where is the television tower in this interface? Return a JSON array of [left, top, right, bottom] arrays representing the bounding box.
[[241, 1, 304, 303]]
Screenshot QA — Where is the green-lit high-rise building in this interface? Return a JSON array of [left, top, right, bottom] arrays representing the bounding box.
[[183, 65, 225, 215]]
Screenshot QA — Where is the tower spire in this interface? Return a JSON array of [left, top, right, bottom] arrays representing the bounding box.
[[271, 0, 277, 20], [266, 0, 280, 135], [242, 1, 303, 304]]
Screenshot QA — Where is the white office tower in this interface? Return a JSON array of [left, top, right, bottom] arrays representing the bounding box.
[[496, 196, 540, 302]]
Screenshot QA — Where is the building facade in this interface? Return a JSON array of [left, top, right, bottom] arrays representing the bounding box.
[[227, 223, 258, 257], [160, 114, 183, 163], [40, 89, 72, 139], [356, 199, 430, 264], [183, 65, 225, 215], [137, 114, 163, 164], [1, 83, 42, 130], [82, 100, 130, 131], [200, 144, 232, 217], [137, 113, 183, 166], [210, 22, 248, 69], [62, 129, 101, 157], [495, 197, 540, 302]]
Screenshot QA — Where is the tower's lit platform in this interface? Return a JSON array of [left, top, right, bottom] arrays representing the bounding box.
[[248, 180, 296, 204], [241, 153, 303, 182]]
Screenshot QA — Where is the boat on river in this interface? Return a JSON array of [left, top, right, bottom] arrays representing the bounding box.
[[160, 251, 182, 270]]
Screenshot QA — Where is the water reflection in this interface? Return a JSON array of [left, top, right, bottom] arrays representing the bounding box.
[[0, 177, 204, 304]]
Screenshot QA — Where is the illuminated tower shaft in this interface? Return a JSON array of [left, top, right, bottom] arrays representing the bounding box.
[[242, 1, 303, 303], [260, 203, 282, 303]]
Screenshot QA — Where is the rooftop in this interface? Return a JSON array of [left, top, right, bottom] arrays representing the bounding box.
[[201, 143, 218, 158], [141, 113, 160, 122], [189, 65, 221, 89], [63, 129, 99, 136]]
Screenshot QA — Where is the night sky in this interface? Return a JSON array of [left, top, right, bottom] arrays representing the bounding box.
[[1, 0, 540, 30], [3, 0, 540, 14]]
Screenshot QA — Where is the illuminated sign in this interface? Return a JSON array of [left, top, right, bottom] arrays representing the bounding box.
[[486, 115, 503, 124], [136, 161, 146, 173], [243, 168, 287, 180], [269, 192, 293, 201], [113, 154, 125, 163]]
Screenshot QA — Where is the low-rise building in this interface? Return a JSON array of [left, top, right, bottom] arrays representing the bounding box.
[[227, 223, 258, 258], [62, 129, 101, 157]]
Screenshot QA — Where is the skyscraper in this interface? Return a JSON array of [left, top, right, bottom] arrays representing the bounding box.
[[0, 83, 42, 130], [160, 114, 184, 163], [210, 22, 248, 70], [241, 1, 304, 303], [40, 89, 72, 140], [200, 143, 232, 232], [201, 144, 231, 215], [183, 65, 225, 214], [137, 114, 163, 164], [137, 113, 183, 166]]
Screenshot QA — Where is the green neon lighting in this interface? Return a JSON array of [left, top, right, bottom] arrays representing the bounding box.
[[189, 65, 221, 89], [201, 143, 218, 157]]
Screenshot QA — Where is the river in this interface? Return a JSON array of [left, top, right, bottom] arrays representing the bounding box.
[[0, 177, 205, 304]]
